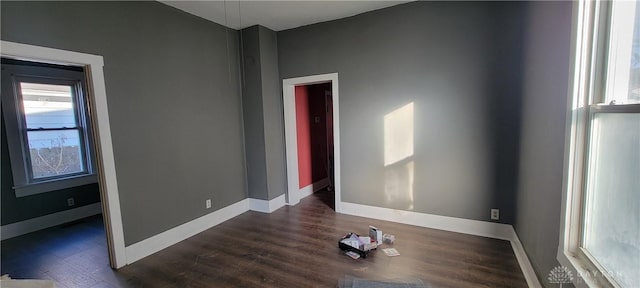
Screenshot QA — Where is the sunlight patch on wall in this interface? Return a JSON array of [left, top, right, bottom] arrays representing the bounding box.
[[383, 102, 415, 210], [384, 102, 414, 166], [384, 160, 415, 210]]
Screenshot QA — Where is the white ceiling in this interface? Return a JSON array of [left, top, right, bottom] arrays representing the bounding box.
[[160, 1, 410, 31]]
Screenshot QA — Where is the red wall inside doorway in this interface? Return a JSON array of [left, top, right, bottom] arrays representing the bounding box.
[[294, 83, 332, 188]]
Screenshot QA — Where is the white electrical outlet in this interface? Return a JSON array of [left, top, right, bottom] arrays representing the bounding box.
[[206, 199, 212, 209], [491, 209, 499, 220], [67, 198, 75, 207]]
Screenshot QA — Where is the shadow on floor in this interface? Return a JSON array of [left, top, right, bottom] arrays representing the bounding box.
[[314, 187, 335, 210]]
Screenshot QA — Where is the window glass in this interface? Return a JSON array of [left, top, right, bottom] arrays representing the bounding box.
[[27, 130, 84, 178], [629, 3, 640, 103], [21, 82, 77, 129], [583, 113, 640, 287], [608, 2, 640, 104]]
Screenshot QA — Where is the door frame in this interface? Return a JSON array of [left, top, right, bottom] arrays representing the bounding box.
[[1, 41, 127, 268], [282, 73, 341, 212]]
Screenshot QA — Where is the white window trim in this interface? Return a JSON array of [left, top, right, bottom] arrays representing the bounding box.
[[13, 175, 98, 197], [558, 1, 637, 287], [0, 40, 126, 268], [558, 1, 604, 286]]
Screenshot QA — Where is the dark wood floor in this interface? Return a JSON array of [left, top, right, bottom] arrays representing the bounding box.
[[1, 214, 115, 287], [2, 191, 527, 287]]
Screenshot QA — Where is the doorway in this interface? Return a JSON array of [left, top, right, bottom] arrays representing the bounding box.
[[0, 58, 112, 282], [282, 73, 341, 212], [294, 82, 334, 208], [1, 40, 126, 268]]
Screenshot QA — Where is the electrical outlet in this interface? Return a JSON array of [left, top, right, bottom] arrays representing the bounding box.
[[491, 209, 499, 220], [206, 199, 212, 209], [67, 197, 75, 207]]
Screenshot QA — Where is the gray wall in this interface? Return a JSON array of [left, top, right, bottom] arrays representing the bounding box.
[[241, 25, 286, 201], [514, 2, 573, 287], [277, 1, 525, 223], [259, 27, 287, 201], [1, 119, 101, 225], [1, 1, 246, 245], [241, 26, 269, 200]]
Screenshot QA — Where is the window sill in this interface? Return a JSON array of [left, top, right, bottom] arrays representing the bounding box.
[[557, 249, 615, 288], [14, 174, 98, 197]]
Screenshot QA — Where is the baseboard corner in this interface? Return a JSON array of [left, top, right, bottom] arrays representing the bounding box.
[[249, 194, 286, 213], [507, 226, 543, 288]]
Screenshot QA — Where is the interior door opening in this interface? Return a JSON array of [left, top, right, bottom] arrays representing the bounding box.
[[283, 73, 341, 212], [1, 40, 127, 269], [294, 82, 335, 209], [0, 58, 111, 278]]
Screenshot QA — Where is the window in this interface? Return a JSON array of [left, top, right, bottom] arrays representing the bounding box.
[[1, 59, 97, 197], [561, 1, 640, 287]]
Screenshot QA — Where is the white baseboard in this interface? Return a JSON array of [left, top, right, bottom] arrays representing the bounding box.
[[299, 177, 330, 199], [1, 202, 102, 240], [125, 199, 249, 264], [339, 202, 542, 288], [508, 226, 543, 288], [340, 202, 513, 240], [126, 195, 291, 265], [249, 194, 286, 213]]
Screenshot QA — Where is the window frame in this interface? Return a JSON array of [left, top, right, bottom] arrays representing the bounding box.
[[1, 60, 97, 197], [559, 1, 640, 287]]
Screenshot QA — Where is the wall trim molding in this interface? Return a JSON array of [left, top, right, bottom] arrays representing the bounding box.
[[299, 177, 330, 199], [125, 199, 250, 264], [339, 202, 542, 288], [249, 194, 286, 213], [0, 203, 102, 240]]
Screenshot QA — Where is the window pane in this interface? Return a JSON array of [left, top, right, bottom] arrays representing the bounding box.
[[27, 130, 85, 178], [629, 3, 640, 103], [20, 82, 77, 129], [583, 113, 640, 286]]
